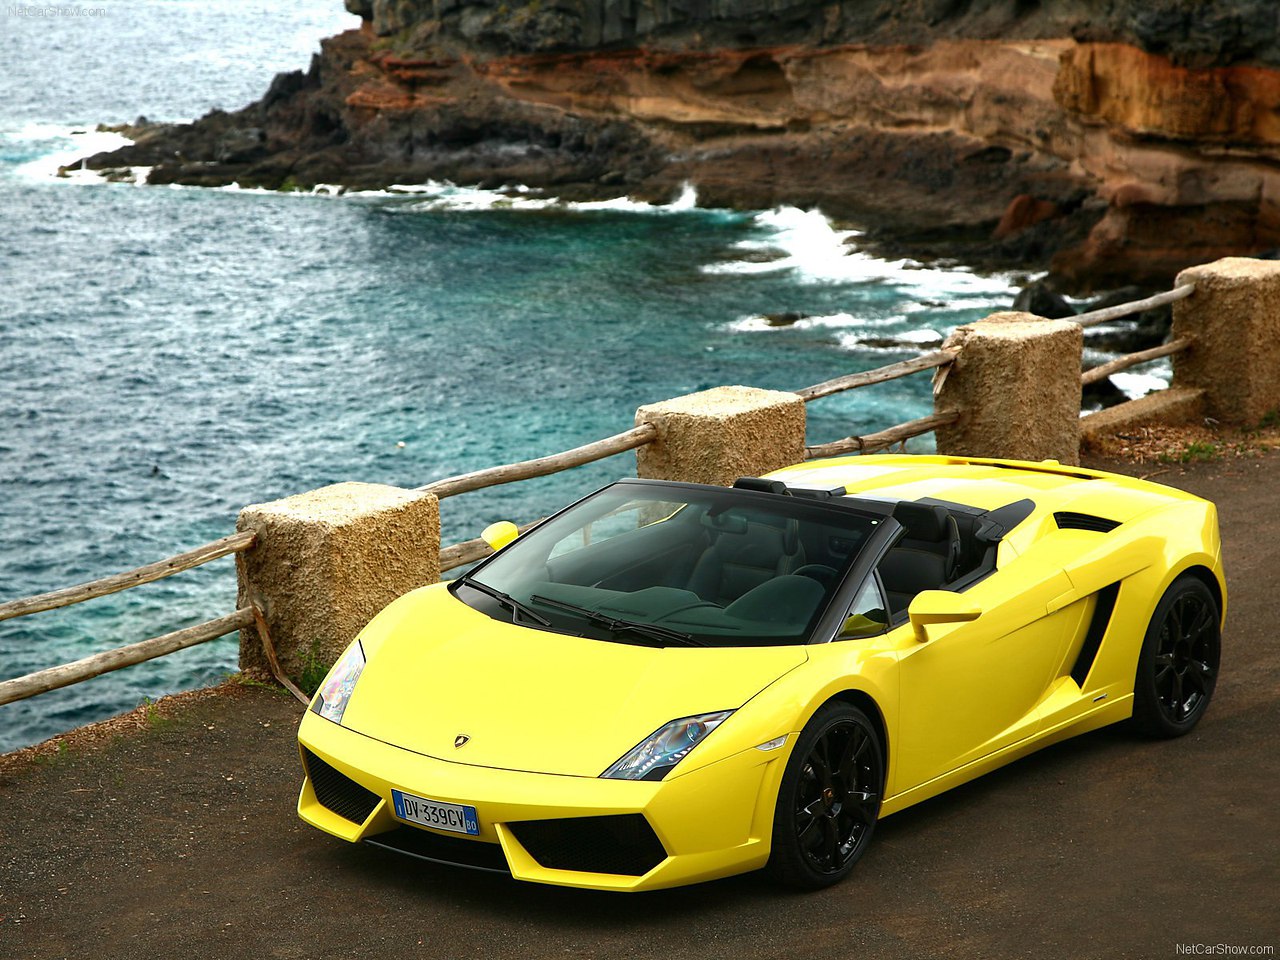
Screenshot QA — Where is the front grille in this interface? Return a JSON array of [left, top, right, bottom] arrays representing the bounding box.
[[302, 748, 380, 825], [508, 814, 667, 876], [364, 827, 509, 874], [1054, 511, 1121, 533]]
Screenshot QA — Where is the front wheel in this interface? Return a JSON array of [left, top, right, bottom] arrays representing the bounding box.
[[767, 702, 883, 890], [1131, 575, 1221, 738]]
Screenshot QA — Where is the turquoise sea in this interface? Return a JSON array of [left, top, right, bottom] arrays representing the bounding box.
[[0, 1, 1024, 752]]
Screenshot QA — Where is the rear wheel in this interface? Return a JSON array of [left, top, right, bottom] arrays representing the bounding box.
[[1131, 575, 1221, 738], [767, 702, 883, 890]]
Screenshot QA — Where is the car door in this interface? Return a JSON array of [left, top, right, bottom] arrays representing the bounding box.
[[890, 543, 1082, 794]]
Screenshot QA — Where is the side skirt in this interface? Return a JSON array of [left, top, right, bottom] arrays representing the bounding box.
[[878, 695, 1133, 818]]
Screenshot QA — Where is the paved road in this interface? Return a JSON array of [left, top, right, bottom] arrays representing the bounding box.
[[2, 454, 1278, 960]]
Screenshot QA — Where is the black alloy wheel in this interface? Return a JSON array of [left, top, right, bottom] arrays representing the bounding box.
[[1132, 575, 1221, 737], [768, 702, 883, 889]]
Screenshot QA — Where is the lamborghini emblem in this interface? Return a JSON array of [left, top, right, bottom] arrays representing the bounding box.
[[454, 734, 470, 748]]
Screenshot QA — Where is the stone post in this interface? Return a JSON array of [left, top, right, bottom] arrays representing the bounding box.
[[934, 312, 1083, 464], [1172, 257, 1280, 424], [235, 482, 440, 688], [635, 385, 806, 486]]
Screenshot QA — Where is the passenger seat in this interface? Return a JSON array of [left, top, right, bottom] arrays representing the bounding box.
[[878, 503, 962, 615]]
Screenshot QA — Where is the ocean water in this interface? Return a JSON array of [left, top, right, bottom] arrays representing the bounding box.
[[0, 1, 1029, 753]]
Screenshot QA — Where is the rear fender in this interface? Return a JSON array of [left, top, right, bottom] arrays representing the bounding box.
[[1072, 501, 1223, 698]]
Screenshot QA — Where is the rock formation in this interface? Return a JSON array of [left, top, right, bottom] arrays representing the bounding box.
[[84, 0, 1280, 289]]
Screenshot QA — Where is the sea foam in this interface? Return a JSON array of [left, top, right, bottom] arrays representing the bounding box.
[[703, 204, 1018, 298], [9, 126, 134, 182], [383, 180, 704, 215]]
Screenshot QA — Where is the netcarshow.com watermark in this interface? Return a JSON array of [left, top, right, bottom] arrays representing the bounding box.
[[1175, 946, 1275, 957], [8, 5, 107, 16]]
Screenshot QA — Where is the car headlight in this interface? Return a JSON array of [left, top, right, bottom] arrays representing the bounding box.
[[312, 641, 365, 725], [601, 710, 734, 781]]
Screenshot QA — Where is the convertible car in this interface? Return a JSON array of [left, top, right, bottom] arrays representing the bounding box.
[[296, 454, 1224, 891]]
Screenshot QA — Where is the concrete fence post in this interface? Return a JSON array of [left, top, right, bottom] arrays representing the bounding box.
[[635, 385, 807, 486], [235, 482, 440, 686], [934, 311, 1083, 464], [1172, 257, 1280, 425]]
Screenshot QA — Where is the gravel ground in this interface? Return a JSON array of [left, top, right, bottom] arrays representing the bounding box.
[[1, 453, 1278, 960]]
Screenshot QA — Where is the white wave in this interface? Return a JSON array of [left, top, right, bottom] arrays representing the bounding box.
[[1112, 369, 1171, 400], [10, 146, 711, 217], [835, 329, 946, 352], [703, 206, 856, 278], [378, 180, 704, 215], [724, 309, 948, 352], [392, 181, 560, 211], [915, 294, 1021, 312], [703, 203, 1017, 298], [726, 311, 850, 333], [10, 126, 133, 182], [212, 182, 283, 195], [890, 328, 945, 345], [724, 311, 919, 334], [567, 182, 700, 213]]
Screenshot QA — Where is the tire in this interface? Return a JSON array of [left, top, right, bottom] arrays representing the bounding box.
[[767, 701, 884, 890], [1131, 574, 1221, 738]]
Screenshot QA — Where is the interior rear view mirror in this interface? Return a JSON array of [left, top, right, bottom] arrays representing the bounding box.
[[700, 511, 748, 534]]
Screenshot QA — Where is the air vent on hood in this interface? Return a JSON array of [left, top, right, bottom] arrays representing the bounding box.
[[1054, 511, 1121, 533]]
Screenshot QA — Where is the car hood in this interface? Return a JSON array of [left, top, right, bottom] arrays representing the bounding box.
[[339, 584, 808, 778]]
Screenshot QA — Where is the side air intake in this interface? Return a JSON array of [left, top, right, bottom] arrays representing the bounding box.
[[1054, 512, 1121, 534]]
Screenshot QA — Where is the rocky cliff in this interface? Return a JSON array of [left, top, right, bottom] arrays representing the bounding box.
[[87, 0, 1280, 289]]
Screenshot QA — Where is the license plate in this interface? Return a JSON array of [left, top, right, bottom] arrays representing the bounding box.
[[391, 789, 479, 836]]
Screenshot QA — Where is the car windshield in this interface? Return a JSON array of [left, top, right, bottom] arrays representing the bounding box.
[[453, 480, 883, 647]]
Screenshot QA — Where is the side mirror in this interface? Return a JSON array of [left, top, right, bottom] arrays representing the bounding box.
[[481, 521, 520, 552], [908, 590, 981, 643]]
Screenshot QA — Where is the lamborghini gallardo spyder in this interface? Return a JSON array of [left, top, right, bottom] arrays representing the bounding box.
[[296, 455, 1224, 891]]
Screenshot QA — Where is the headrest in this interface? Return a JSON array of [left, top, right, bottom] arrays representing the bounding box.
[[782, 518, 800, 556], [733, 477, 788, 494], [892, 502, 951, 542]]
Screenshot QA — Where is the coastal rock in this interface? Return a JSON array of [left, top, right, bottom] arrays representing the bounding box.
[[995, 195, 1062, 240], [762, 312, 808, 327], [1080, 286, 1173, 353], [1012, 281, 1076, 320], [1081, 375, 1130, 411], [81, 2, 1280, 289]]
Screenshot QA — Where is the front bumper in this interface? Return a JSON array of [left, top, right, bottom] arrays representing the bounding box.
[[296, 711, 789, 891]]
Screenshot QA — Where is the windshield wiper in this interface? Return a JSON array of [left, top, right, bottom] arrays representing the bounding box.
[[528, 594, 705, 647], [460, 579, 551, 627]]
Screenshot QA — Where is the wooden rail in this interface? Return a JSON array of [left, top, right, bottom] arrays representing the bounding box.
[[419, 424, 658, 499], [1082, 337, 1194, 387], [0, 608, 255, 707], [796, 350, 957, 402], [805, 411, 961, 459], [1073, 284, 1195, 329], [0, 531, 256, 624], [416, 349, 961, 502]]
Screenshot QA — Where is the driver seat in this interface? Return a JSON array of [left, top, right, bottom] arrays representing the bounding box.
[[687, 519, 805, 606]]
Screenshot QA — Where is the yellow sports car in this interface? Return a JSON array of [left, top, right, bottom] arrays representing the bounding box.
[[297, 455, 1224, 891]]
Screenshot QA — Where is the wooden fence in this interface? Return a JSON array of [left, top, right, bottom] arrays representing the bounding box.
[[1074, 284, 1196, 387], [0, 278, 1209, 710], [0, 536, 259, 707]]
